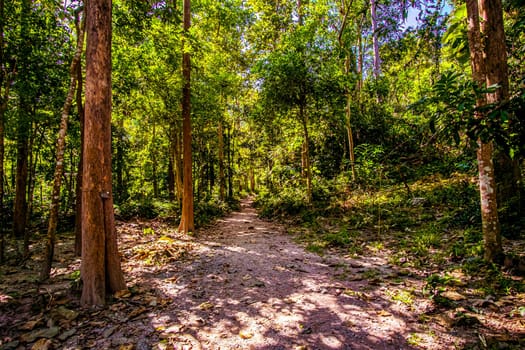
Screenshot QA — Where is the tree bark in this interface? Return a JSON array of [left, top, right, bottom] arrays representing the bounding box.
[[0, 0, 7, 262], [178, 0, 194, 233], [370, 0, 381, 79], [218, 120, 225, 201], [479, 0, 522, 227], [81, 0, 126, 306], [168, 140, 175, 201], [300, 104, 312, 204], [465, 0, 502, 262], [74, 6, 85, 256], [337, 1, 357, 181], [151, 121, 159, 198], [41, 12, 85, 281], [174, 124, 183, 204], [13, 0, 32, 257], [74, 46, 84, 257]]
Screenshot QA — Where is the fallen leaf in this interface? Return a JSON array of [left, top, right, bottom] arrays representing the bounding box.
[[119, 345, 133, 350], [378, 310, 392, 317], [58, 328, 77, 341], [54, 306, 79, 321], [198, 301, 214, 311], [31, 339, 52, 350], [114, 289, 132, 299], [19, 318, 43, 331], [128, 306, 147, 318], [239, 330, 253, 339], [20, 327, 60, 343], [441, 291, 467, 301]]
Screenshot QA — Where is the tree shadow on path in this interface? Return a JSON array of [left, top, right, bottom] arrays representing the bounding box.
[[141, 199, 424, 349]]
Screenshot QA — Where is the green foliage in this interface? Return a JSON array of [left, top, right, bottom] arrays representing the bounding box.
[[255, 187, 309, 219], [116, 199, 174, 220], [194, 198, 233, 226]]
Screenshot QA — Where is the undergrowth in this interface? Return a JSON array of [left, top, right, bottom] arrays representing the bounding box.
[[255, 171, 525, 296], [115, 196, 239, 227]]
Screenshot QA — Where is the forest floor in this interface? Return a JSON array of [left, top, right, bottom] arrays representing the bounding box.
[[1, 197, 525, 349]]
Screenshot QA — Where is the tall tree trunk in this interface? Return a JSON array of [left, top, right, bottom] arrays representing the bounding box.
[[13, 125, 30, 246], [249, 167, 255, 192], [370, 0, 381, 79], [13, 0, 32, 257], [169, 124, 183, 203], [175, 125, 183, 205], [151, 121, 159, 198], [300, 104, 312, 204], [0, 0, 7, 263], [345, 91, 356, 181], [114, 116, 125, 202], [337, 2, 357, 181], [479, 0, 522, 228], [74, 42, 84, 257], [81, 0, 126, 306], [178, 0, 194, 233], [465, 0, 502, 263], [227, 124, 233, 199], [41, 12, 85, 281], [218, 120, 225, 201], [168, 140, 175, 201], [357, 13, 364, 93]]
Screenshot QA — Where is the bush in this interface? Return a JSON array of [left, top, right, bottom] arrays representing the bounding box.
[[116, 199, 179, 220]]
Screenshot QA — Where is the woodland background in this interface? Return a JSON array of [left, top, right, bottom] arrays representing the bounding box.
[[0, 0, 524, 303]]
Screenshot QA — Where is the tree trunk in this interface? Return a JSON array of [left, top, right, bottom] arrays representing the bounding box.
[[168, 140, 175, 201], [227, 124, 233, 199], [370, 0, 381, 79], [178, 0, 194, 234], [218, 120, 225, 201], [151, 121, 159, 198], [74, 6, 85, 256], [81, 0, 126, 306], [479, 0, 522, 228], [345, 91, 356, 181], [465, 0, 502, 263], [114, 117, 125, 202], [336, 0, 357, 181], [174, 125, 183, 205], [357, 13, 364, 92], [300, 104, 312, 204], [249, 167, 255, 192], [0, 0, 7, 263], [41, 12, 85, 281], [13, 0, 32, 257], [74, 47, 84, 257], [13, 129, 29, 245]]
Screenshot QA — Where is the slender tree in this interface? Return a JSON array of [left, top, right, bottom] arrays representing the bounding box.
[[337, 0, 357, 181], [465, 0, 502, 262], [74, 39, 85, 257], [218, 119, 225, 201], [41, 9, 85, 281], [81, 0, 126, 306], [370, 0, 381, 78], [0, 0, 7, 262], [178, 0, 194, 233], [479, 0, 522, 228], [13, 0, 32, 257]]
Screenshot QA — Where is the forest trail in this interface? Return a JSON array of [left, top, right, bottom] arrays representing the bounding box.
[[2, 197, 522, 349], [132, 198, 427, 349]]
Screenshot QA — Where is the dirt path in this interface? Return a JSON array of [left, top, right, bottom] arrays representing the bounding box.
[[3, 198, 522, 349], [133, 198, 429, 349]]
